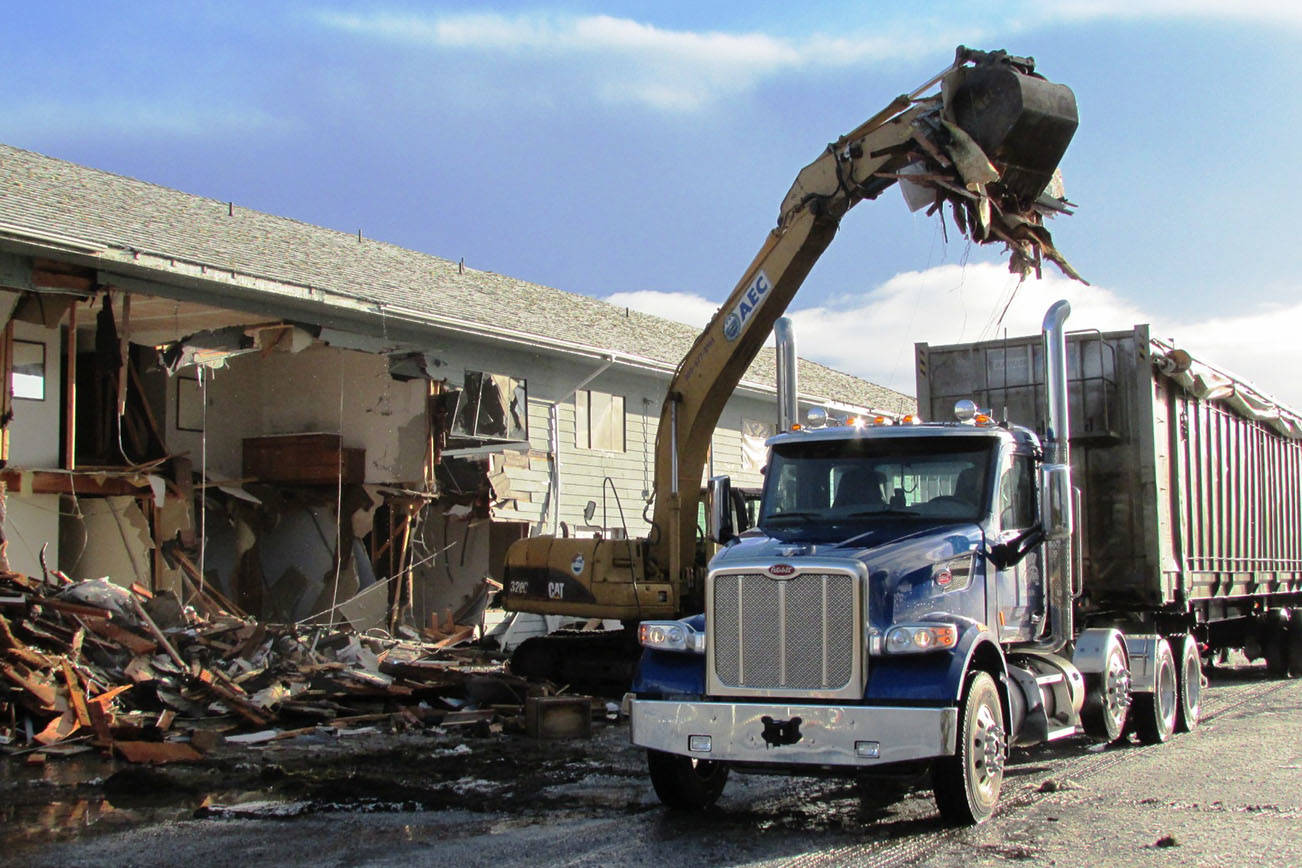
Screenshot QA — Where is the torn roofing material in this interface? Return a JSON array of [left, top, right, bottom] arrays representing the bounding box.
[[0, 143, 913, 415]]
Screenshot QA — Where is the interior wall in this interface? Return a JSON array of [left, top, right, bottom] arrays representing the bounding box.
[[166, 343, 429, 484], [4, 495, 60, 579], [4, 320, 63, 576], [8, 319, 61, 468]]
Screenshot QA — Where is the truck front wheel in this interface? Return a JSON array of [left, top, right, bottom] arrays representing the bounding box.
[[932, 671, 1006, 825], [647, 750, 729, 810]]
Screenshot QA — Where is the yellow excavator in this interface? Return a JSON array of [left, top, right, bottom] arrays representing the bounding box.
[[502, 46, 1081, 688]]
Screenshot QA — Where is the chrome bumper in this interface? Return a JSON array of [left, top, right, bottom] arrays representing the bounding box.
[[630, 699, 957, 767]]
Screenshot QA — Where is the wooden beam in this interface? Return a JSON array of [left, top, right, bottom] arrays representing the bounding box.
[[31, 270, 94, 292], [0, 469, 150, 496], [64, 301, 77, 470]]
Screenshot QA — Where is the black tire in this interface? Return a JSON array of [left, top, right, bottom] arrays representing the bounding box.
[[932, 671, 1006, 825], [1263, 609, 1289, 677], [1286, 608, 1302, 678], [1174, 634, 1202, 733], [647, 749, 729, 810], [1132, 638, 1177, 744], [1081, 635, 1131, 743]]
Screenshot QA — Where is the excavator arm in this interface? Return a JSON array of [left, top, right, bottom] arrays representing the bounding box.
[[502, 47, 1078, 627]]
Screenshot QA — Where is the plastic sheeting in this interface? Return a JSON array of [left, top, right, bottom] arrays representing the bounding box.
[[1152, 339, 1302, 439]]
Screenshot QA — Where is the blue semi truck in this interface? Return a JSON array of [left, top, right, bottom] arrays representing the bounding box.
[[629, 302, 1302, 823]]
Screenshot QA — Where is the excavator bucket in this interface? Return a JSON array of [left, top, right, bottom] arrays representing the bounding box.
[[944, 52, 1079, 208]]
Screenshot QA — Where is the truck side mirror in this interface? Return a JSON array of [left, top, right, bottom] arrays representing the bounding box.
[[1041, 463, 1073, 540], [707, 475, 736, 544]]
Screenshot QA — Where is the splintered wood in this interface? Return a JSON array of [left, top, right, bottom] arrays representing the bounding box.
[[0, 569, 591, 767]]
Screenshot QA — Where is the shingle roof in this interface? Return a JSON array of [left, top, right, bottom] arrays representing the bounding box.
[[0, 143, 913, 414]]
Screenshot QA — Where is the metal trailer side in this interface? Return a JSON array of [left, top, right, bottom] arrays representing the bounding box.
[[916, 325, 1302, 638]]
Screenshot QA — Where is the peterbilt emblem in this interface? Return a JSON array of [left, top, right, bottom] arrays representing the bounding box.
[[767, 564, 797, 579]]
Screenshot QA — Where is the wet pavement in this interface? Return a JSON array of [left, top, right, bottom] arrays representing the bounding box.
[[4, 660, 1300, 867]]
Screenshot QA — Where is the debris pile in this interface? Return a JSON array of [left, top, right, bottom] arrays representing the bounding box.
[[0, 570, 586, 765]]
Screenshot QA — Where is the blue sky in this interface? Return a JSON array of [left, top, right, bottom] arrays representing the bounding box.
[[4, 2, 1302, 404]]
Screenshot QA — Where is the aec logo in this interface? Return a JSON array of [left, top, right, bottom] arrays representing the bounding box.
[[723, 270, 772, 341]]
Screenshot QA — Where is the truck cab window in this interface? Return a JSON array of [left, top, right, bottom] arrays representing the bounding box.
[[759, 437, 996, 530]]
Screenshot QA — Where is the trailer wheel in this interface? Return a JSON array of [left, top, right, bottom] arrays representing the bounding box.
[[1262, 609, 1289, 677], [646, 750, 729, 810], [1081, 633, 1130, 742], [1174, 634, 1202, 733], [1132, 638, 1177, 744], [1287, 608, 1302, 678], [933, 671, 1005, 825]]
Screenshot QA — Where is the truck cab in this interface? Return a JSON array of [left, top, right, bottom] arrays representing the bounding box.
[[627, 302, 1187, 826]]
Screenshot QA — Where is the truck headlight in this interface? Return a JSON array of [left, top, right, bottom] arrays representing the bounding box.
[[638, 620, 705, 654], [884, 622, 959, 654]]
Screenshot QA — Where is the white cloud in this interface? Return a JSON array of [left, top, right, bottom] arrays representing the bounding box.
[[314, 10, 981, 111], [607, 262, 1302, 409], [315, 6, 1299, 112]]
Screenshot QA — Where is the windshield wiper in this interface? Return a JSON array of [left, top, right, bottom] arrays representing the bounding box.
[[844, 507, 919, 517], [762, 511, 820, 525]]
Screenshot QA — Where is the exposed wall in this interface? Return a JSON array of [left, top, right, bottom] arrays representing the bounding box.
[[166, 343, 430, 484], [8, 320, 60, 468], [4, 319, 62, 577]]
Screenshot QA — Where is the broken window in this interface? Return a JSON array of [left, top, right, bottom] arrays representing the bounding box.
[[11, 339, 45, 400], [450, 371, 528, 441], [575, 390, 625, 452]]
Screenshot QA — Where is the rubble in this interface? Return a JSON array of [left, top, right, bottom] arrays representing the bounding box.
[[0, 568, 594, 767]]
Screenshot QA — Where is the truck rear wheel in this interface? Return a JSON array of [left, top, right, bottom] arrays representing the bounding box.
[[1132, 638, 1177, 744], [1262, 609, 1289, 677], [1174, 634, 1202, 733], [647, 749, 729, 810], [932, 671, 1005, 825], [1286, 608, 1302, 678]]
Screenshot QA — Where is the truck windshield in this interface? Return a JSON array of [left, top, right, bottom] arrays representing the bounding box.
[[759, 436, 995, 530]]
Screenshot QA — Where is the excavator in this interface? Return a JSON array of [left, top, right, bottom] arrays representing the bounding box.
[[501, 46, 1081, 689]]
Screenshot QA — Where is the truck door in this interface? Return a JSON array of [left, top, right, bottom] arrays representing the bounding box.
[[994, 452, 1043, 642]]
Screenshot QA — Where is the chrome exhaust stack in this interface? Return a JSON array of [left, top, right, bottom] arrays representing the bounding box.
[[1038, 299, 1074, 653], [775, 317, 798, 433]]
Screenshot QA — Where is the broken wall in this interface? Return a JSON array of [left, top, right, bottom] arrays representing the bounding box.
[[165, 343, 430, 485]]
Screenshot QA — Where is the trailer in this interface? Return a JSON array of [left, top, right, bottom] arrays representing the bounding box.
[[917, 323, 1302, 667]]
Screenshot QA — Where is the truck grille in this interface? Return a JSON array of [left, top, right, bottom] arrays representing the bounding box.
[[711, 571, 857, 692]]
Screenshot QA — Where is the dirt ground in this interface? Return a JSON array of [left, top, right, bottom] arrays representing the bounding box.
[[4, 658, 1300, 867]]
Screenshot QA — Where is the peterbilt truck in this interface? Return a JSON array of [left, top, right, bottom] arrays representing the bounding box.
[[501, 47, 1081, 686], [629, 305, 1302, 824]]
